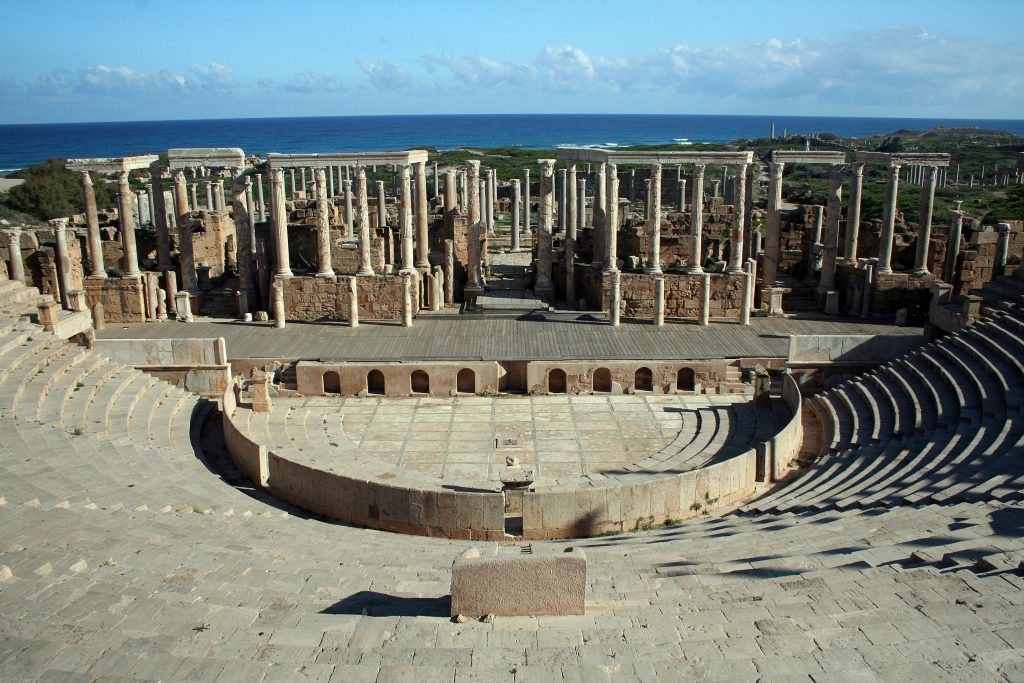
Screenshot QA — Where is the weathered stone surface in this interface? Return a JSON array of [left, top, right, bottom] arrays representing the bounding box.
[[450, 545, 586, 617]]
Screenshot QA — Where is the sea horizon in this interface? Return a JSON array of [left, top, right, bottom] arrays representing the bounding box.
[[2, 112, 1023, 174]]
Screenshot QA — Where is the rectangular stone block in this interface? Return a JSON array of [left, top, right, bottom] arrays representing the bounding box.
[[450, 544, 586, 618]]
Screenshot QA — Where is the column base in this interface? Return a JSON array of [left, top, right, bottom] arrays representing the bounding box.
[[726, 266, 744, 275], [685, 267, 704, 275], [276, 269, 294, 278], [316, 271, 336, 278], [356, 268, 375, 276], [645, 268, 663, 275]]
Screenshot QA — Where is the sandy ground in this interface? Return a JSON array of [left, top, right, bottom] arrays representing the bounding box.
[[0, 178, 24, 193]]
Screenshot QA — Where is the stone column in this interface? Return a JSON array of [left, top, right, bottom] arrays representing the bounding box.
[[414, 161, 430, 269], [50, 219, 72, 309], [80, 171, 106, 277], [699, 273, 711, 326], [687, 164, 706, 274], [819, 166, 844, 292], [117, 171, 141, 277], [944, 203, 964, 284], [844, 163, 864, 263], [609, 268, 621, 327], [605, 164, 619, 272], [299, 168, 307, 198], [217, 179, 225, 211], [204, 181, 213, 211], [272, 278, 285, 329], [328, 166, 335, 198], [678, 175, 687, 212], [288, 169, 296, 198], [256, 173, 266, 221], [522, 169, 531, 236], [234, 175, 256, 301], [164, 261, 178, 316], [432, 162, 439, 198], [556, 168, 567, 235], [479, 180, 490, 272], [567, 162, 577, 242], [727, 164, 748, 274], [136, 190, 147, 227], [245, 177, 256, 250], [465, 161, 483, 293], [511, 179, 521, 251], [643, 179, 652, 222], [189, 183, 198, 212], [146, 167, 171, 271], [314, 168, 334, 277], [375, 180, 387, 232], [536, 159, 555, 297], [592, 163, 607, 269], [355, 167, 374, 276], [876, 163, 902, 276], [444, 239, 455, 304], [398, 165, 415, 272], [741, 263, 754, 326], [271, 168, 293, 277], [484, 169, 495, 237], [6, 228, 24, 284], [173, 171, 198, 292], [761, 161, 785, 289], [654, 276, 665, 326], [995, 223, 1011, 280], [431, 265, 443, 311], [348, 276, 359, 327], [401, 270, 414, 327], [913, 165, 938, 275], [805, 205, 824, 283], [577, 178, 586, 233], [444, 170, 457, 237], [343, 179, 354, 238]]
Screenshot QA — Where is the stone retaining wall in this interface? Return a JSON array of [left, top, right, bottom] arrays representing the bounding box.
[[281, 274, 407, 322]]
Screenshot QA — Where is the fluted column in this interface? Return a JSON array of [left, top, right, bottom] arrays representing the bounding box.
[[355, 167, 373, 276], [944, 203, 964, 284], [314, 168, 334, 277], [81, 171, 106, 277], [117, 171, 141, 277], [414, 161, 430, 269], [6, 228, 25, 283], [233, 174, 255, 297], [913, 166, 938, 275], [605, 163, 619, 272], [592, 162, 606, 269], [149, 166, 171, 271], [844, 163, 864, 263], [577, 178, 586, 233], [398, 165, 415, 272], [876, 163, 902, 276], [444, 169, 457, 235], [172, 170, 198, 292], [727, 164, 748, 274], [255, 173, 266, 221], [51, 218, 72, 309], [761, 161, 785, 290], [556, 168, 567, 235], [465, 160, 483, 293], [511, 179, 521, 252], [270, 168, 293, 277], [484, 169, 495, 237], [818, 167, 844, 293], [536, 159, 555, 296], [644, 164, 663, 274], [687, 164, 706, 274], [609, 269, 621, 327], [567, 162, 577, 242], [995, 223, 1011, 280]]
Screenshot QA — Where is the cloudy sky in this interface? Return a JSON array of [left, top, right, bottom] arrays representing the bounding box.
[[1, 0, 1022, 124]]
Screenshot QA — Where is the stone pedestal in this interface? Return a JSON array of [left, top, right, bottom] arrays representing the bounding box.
[[348, 276, 359, 327], [175, 291, 193, 323], [272, 278, 286, 329], [653, 276, 665, 326], [609, 269, 621, 327], [250, 371, 272, 413], [699, 273, 711, 326]]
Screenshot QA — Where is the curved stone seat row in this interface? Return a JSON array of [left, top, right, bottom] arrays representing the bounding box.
[[1, 279, 1022, 679], [224, 377, 803, 539], [746, 308, 1024, 514]]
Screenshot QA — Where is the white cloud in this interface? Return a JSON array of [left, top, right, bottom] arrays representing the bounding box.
[[357, 60, 412, 91]]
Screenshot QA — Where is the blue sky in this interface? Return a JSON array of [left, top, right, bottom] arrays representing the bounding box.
[[1, 0, 1022, 123]]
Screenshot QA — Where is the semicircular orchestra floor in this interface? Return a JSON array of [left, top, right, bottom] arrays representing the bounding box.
[[241, 393, 789, 486]]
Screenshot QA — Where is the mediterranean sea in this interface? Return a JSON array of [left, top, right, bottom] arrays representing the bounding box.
[[2, 113, 1023, 174]]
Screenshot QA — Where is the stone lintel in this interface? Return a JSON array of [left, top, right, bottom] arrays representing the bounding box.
[[266, 150, 430, 169], [555, 149, 753, 166], [771, 150, 846, 165], [167, 147, 246, 170], [855, 152, 951, 167], [65, 154, 161, 173], [450, 544, 586, 618]]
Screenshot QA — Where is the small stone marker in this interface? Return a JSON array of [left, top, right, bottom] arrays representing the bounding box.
[[500, 454, 534, 487], [450, 544, 586, 618]]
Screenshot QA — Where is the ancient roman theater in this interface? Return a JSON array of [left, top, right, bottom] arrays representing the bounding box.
[[1, 142, 1023, 680]]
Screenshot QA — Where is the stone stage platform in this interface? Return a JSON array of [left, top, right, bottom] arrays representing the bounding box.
[[96, 311, 924, 362]]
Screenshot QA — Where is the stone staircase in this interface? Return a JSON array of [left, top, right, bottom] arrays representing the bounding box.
[[745, 303, 1024, 514]]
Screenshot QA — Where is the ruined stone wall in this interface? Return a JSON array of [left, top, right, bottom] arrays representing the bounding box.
[[190, 211, 235, 276], [281, 274, 406, 322], [609, 272, 745, 319], [84, 276, 146, 323], [954, 221, 1023, 295]]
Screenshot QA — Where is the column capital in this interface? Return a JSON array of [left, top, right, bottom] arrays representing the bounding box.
[[466, 159, 481, 174], [81, 170, 93, 185], [271, 167, 285, 182], [48, 217, 69, 230], [398, 164, 411, 180], [606, 162, 617, 175], [117, 169, 131, 184], [852, 161, 866, 175], [172, 169, 187, 183], [693, 163, 706, 177], [538, 159, 555, 174], [888, 162, 902, 174], [512, 178, 520, 189], [577, 178, 587, 190], [768, 161, 784, 177]]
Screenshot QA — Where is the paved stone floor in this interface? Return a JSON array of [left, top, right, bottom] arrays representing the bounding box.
[[97, 313, 924, 362], [247, 394, 754, 481]]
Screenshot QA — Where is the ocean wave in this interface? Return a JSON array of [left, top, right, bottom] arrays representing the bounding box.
[[554, 142, 627, 150]]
